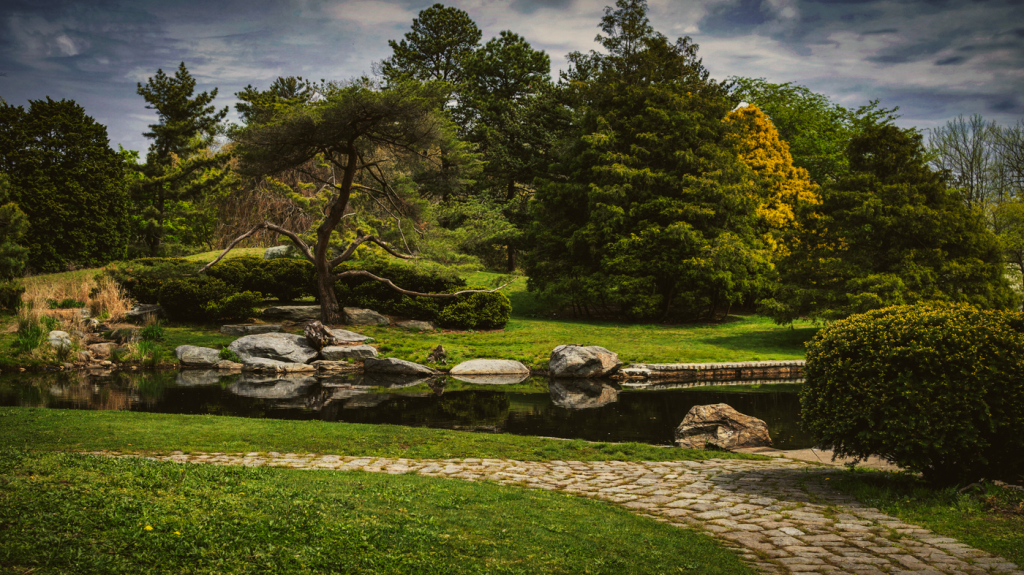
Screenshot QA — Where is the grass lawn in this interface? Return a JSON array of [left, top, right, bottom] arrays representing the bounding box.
[[802, 471, 1024, 569], [0, 407, 764, 462], [0, 450, 753, 574]]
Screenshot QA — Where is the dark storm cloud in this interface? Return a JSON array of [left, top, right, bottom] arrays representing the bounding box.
[[2, 0, 1022, 153]]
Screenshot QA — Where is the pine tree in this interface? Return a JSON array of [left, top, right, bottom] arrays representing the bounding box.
[[133, 62, 231, 255]]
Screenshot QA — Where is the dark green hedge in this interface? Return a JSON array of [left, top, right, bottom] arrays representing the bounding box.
[[802, 303, 1024, 484], [104, 256, 510, 329]]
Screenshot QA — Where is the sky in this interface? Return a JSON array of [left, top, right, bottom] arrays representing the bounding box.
[[1, 0, 1022, 157]]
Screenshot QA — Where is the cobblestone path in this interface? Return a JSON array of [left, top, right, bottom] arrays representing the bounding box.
[[93, 451, 1022, 575]]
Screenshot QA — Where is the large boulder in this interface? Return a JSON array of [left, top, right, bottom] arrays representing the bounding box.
[[344, 307, 389, 326], [175, 345, 221, 367], [451, 359, 530, 376], [88, 342, 117, 359], [228, 333, 318, 364], [220, 324, 282, 336], [331, 328, 374, 344], [363, 357, 438, 375], [549, 380, 619, 409], [242, 357, 317, 373], [321, 345, 378, 361], [262, 306, 321, 322], [549, 345, 622, 378], [674, 404, 772, 451], [47, 330, 72, 349]]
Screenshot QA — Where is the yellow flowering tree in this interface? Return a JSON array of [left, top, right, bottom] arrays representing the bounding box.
[[724, 105, 819, 253]]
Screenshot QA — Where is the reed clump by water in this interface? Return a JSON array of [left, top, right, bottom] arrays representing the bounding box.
[[20, 271, 131, 324]]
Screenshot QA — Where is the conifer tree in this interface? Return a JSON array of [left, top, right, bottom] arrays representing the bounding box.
[[133, 62, 231, 256]]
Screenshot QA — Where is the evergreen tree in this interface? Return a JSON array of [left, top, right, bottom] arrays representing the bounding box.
[[524, 0, 772, 320], [133, 62, 231, 256], [762, 125, 1018, 323], [380, 3, 481, 87], [0, 98, 130, 271]]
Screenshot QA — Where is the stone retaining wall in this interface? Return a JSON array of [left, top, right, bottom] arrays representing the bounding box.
[[620, 360, 805, 381]]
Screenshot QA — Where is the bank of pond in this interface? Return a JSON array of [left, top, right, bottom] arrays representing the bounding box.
[[0, 370, 812, 449]]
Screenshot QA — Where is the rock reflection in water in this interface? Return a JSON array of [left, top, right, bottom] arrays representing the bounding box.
[[228, 375, 317, 399], [549, 380, 620, 409], [451, 373, 530, 385]]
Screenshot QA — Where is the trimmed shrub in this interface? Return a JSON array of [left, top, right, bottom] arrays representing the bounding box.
[[436, 286, 512, 330], [158, 276, 232, 322], [204, 291, 263, 321], [205, 256, 269, 294], [332, 260, 465, 320], [103, 258, 198, 304], [261, 258, 315, 302], [802, 303, 1024, 485]]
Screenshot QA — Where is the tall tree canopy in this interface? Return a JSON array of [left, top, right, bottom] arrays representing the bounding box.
[[380, 3, 481, 87], [219, 79, 491, 323], [723, 104, 819, 254], [525, 0, 772, 321], [133, 62, 232, 256], [730, 78, 899, 186], [0, 98, 129, 271], [762, 125, 1018, 323]]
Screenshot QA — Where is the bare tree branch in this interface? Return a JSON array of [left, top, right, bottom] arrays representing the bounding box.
[[332, 270, 518, 298], [328, 234, 418, 268], [198, 222, 314, 273]]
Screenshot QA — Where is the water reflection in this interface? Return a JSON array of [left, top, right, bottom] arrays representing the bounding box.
[[0, 370, 814, 448]]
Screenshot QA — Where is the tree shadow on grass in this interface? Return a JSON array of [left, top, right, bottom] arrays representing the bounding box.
[[699, 326, 819, 356]]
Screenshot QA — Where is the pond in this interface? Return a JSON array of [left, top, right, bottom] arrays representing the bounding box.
[[0, 370, 814, 449]]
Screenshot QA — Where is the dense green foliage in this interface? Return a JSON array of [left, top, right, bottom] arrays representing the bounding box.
[[380, 3, 481, 87], [763, 125, 1018, 323], [103, 257, 201, 304], [802, 304, 1024, 484], [525, 0, 771, 321], [0, 98, 130, 271], [157, 276, 233, 322]]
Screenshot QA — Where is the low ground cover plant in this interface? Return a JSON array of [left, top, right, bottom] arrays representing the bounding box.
[[801, 303, 1024, 485]]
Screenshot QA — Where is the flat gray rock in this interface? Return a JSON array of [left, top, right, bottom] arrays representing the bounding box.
[[241, 357, 317, 372], [548, 380, 620, 410], [175, 345, 222, 367], [344, 307, 390, 326], [549, 345, 622, 378], [228, 333, 318, 364], [220, 324, 282, 336], [451, 359, 530, 376], [451, 373, 531, 385], [312, 360, 362, 372], [262, 306, 321, 321], [331, 328, 374, 344], [396, 320, 435, 331], [321, 345, 378, 361], [363, 357, 438, 375], [88, 342, 116, 358], [263, 245, 296, 259]]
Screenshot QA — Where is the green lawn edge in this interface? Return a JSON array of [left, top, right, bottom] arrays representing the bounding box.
[[0, 407, 766, 463], [0, 450, 755, 574]]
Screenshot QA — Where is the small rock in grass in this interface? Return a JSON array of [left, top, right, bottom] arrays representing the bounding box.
[[175, 345, 221, 367], [396, 320, 435, 331], [344, 307, 389, 326]]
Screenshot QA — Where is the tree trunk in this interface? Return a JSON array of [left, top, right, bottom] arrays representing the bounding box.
[[316, 259, 344, 324]]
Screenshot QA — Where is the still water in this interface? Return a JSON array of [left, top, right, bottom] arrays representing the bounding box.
[[0, 370, 814, 449]]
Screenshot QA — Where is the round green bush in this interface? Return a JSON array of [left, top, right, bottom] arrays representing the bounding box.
[[103, 258, 198, 303], [158, 276, 232, 322], [206, 256, 269, 294], [436, 286, 512, 330], [262, 258, 314, 302], [204, 290, 263, 321], [802, 303, 1024, 484]]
